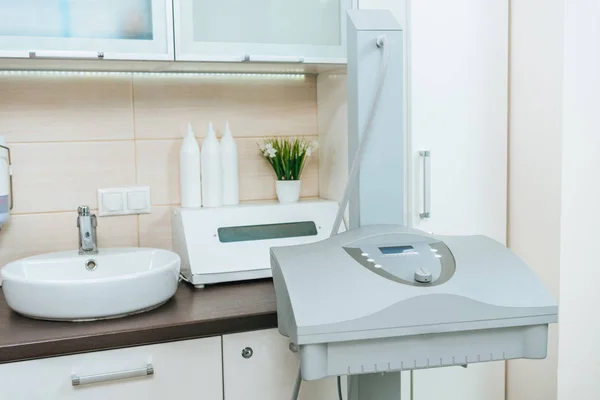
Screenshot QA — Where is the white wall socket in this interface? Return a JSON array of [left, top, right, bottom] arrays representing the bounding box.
[[98, 186, 151, 217]]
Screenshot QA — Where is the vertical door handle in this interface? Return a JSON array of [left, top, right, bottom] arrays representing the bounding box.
[[419, 151, 431, 219]]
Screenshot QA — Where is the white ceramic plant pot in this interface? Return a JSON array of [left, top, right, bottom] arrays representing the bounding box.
[[275, 180, 302, 204]]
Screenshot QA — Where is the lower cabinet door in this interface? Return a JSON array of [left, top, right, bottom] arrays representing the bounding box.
[[223, 328, 340, 400], [0, 337, 223, 400], [413, 362, 505, 400]]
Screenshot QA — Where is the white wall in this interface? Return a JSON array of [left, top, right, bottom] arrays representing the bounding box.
[[0, 74, 320, 272], [507, 1, 564, 399], [557, 0, 600, 398]]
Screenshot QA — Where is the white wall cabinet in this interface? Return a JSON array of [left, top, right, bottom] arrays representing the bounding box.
[[0, 0, 174, 61], [222, 328, 341, 400], [0, 0, 352, 65], [173, 0, 354, 63], [0, 337, 223, 400]]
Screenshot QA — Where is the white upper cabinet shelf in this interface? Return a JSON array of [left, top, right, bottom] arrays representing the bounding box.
[[0, 0, 174, 61], [173, 0, 353, 64]]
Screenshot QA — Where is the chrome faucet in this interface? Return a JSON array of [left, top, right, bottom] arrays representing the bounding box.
[[77, 205, 98, 255]]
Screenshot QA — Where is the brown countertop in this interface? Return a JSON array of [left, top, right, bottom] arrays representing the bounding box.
[[0, 280, 277, 364]]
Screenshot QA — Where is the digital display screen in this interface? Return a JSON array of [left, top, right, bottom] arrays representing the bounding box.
[[379, 245, 414, 255], [217, 221, 318, 243]]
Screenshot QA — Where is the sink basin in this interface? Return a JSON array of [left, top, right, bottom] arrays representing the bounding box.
[[0, 248, 180, 321]]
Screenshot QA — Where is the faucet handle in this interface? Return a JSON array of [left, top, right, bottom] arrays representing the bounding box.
[[77, 205, 90, 216]]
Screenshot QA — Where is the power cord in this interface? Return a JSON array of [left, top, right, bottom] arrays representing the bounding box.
[[178, 272, 190, 284], [291, 367, 302, 399]]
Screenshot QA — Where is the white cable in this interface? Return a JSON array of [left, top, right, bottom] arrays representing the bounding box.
[[329, 35, 392, 238], [290, 367, 302, 400]]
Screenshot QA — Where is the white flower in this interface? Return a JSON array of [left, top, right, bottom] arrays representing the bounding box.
[[305, 140, 319, 157], [266, 148, 277, 158], [259, 143, 266, 152], [265, 142, 274, 151]]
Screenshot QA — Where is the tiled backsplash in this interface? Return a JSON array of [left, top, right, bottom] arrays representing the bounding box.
[[0, 73, 319, 268]]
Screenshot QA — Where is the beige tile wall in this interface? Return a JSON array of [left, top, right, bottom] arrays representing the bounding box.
[[0, 73, 319, 268]]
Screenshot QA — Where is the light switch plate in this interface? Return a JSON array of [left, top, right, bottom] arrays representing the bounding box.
[[125, 187, 151, 213], [103, 192, 124, 212], [98, 186, 151, 217]]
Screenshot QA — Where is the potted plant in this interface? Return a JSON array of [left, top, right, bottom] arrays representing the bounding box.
[[259, 137, 318, 204]]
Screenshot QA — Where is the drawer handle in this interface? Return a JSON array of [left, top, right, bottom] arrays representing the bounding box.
[[71, 363, 154, 387]]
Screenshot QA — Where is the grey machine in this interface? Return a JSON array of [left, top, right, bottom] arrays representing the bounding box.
[[270, 9, 558, 400]]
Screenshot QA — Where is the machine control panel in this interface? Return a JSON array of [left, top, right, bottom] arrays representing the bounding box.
[[343, 233, 456, 287]]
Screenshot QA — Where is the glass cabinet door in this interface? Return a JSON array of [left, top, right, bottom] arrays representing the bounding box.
[[0, 0, 173, 60], [174, 0, 354, 63]]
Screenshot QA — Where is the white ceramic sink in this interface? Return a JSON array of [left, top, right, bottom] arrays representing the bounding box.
[[0, 248, 180, 321]]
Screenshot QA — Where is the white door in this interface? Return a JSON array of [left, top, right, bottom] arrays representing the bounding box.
[[408, 0, 508, 242], [222, 328, 340, 400], [408, 0, 508, 399], [173, 0, 354, 63], [0, 0, 173, 60], [0, 337, 223, 400]]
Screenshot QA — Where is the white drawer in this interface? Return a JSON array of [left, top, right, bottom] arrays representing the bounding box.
[[0, 337, 223, 400]]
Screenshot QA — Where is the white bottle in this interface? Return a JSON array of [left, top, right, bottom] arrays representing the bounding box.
[[201, 122, 223, 207], [220, 121, 239, 206], [179, 123, 202, 208]]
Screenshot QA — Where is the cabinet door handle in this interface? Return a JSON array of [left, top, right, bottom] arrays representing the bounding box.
[[28, 51, 105, 60], [71, 363, 154, 387], [194, 55, 246, 62], [245, 55, 305, 63], [419, 151, 431, 219]]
